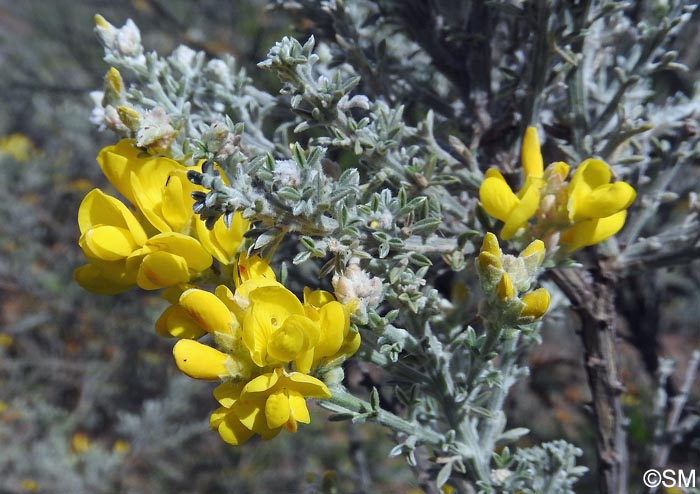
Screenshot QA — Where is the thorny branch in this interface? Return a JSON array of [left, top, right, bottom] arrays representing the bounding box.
[[550, 265, 629, 494]]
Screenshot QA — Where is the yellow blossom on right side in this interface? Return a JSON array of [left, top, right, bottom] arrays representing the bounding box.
[[479, 126, 636, 252]]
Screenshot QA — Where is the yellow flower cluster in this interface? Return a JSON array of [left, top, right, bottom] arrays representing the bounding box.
[[479, 127, 636, 252], [76, 140, 361, 445], [476, 232, 550, 323], [74, 139, 248, 294], [162, 254, 361, 444]]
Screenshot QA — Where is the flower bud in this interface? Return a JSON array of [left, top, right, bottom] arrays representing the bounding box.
[[520, 288, 551, 319], [496, 272, 515, 300]]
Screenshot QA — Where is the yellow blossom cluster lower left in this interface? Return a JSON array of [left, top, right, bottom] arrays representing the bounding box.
[[75, 140, 360, 444]]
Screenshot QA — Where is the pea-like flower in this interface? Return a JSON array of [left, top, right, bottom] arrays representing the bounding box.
[[75, 188, 213, 293], [209, 369, 331, 445], [560, 159, 636, 252], [478, 127, 636, 252], [165, 256, 361, 445]]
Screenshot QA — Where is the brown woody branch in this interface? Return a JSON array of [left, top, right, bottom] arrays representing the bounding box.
[[550, 263, 628, 494]]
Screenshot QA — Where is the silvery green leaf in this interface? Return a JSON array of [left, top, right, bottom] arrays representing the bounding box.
[[436, 461, 453, 489], [498, 427, 530, 445]]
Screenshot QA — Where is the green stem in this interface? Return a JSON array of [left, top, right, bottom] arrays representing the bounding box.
[[322, 387, 444, 445]]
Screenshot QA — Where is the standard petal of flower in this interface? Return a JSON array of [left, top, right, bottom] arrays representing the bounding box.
[[479, 169, 519, 222], [521, 126, 544, 179], [561, 210, 627, 252], [314, 301, 346, 360], [180, 288, 235, 335], [265, 390, 291, 429], [130, 157, 180, 213], [137, 251, 190, 290], [81, 225, 138, 261], [197, 213, 249, 266], [567, 159, 612, 221], [172, 339, 227, 380], [96, 140, 146, 205], [161, 173, 192, 233], [569, 182, 636, 222], [234, 253, 277, 288], [155, 305, 207, 339], [501, 184, 540, 240]]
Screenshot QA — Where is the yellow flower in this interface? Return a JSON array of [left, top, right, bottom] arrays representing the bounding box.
[[560, 159, 636, 252], [97, 140, 201, 234], [0, 133, 38, 162], [496, 272, 515, 300], [209, 368, 331, 445], [196, 212, 249, 265], [75, 188, 147, 293], [71, 432, 91, 453], [479, 127, 544, 240], [303, 288, 360, 367], [242, 285, 321, 372], [478, 126, 637, 251], [75, 189, 212, 293]]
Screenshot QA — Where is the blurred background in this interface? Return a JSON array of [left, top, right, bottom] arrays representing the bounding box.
[[1, 1, 699, 493]]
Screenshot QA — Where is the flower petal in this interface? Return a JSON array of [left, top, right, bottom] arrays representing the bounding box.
[[136, 251, 190, 290], [567, 159, 612, 221], [96, 140, 146, 205], [520, 288, 551, 319], [265, 390, 291, 429], [81, 225, 138, 261], [73, 263, 134, 294], [561, 210, 628, 252], [288, 390, 311, 424], [570, 182, 636, 221], [521, 126, 544, 178], [479, 168, 519, 223], [180, 288, 235, 335], [214, 382, 245, 407], [78, 189, 147, 245], [287, 372, 332, 399], [155, 305, 207, 339], [217, 411, 255, 445], [146, 233, 212, 272], [172, 339, 227, 380], [501, 183, 540, 240], [314, 301, 346, 360]]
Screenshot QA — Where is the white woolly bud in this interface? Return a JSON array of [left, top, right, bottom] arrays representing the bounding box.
[[103, 105, 129, 134], [136, 107, 176, 152], [273, 159, 301, 186], [332, 263, 384, 311], [171, 45, 197, 68], [115, 19, 143, 58]]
